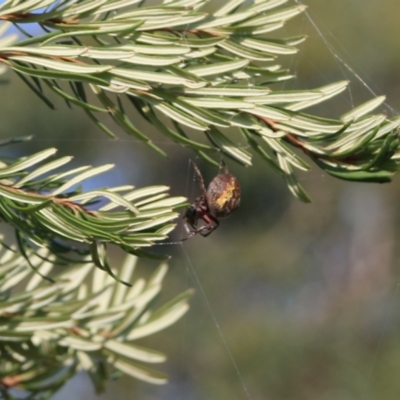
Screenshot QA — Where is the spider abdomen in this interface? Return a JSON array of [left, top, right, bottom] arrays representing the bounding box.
[[207, 173, 241, 218]]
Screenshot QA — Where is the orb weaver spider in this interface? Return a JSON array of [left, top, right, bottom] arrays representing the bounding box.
[[183, 161, 241, 239]]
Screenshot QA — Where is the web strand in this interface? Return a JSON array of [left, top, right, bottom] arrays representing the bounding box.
[[294, 0, 398, 115], [16, 2, 399, 396], [294, 1, 400, 395], [180, 244, 253, 400], [362, 281, 400, 399], [174, 158, 252, 399]]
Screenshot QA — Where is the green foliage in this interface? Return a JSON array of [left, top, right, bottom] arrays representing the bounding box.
[[0, 0, 400, 397], [0, 137, 188, 396], [0, 246, 192, 399], [1, 0, 399, 202], [0, 146, 187, 283]]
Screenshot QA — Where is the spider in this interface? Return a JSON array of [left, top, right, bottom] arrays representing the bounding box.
[[183, 161, 241, 239]]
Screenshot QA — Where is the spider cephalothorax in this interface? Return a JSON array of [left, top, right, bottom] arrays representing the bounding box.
[[183, 162, 241, 239]]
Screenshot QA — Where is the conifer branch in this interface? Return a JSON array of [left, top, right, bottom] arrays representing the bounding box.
[[0, 247, 192, 398], [0, 146, 187, 281], [1, 0, 399, 200]]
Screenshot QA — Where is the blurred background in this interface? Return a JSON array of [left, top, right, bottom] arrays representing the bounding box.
[[2, 0, 400, 399]]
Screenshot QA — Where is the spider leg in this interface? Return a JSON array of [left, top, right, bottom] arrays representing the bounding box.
[[181, 213, 219, 240], [199, 213, 219, 237], [183, 220, 196, 236], [218, 158, 228, 174], [181, 212, 201, 241], [180, 229, 197, 242], [191, 162, 208, 200]]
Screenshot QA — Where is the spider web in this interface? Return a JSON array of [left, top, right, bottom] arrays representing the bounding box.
[[3, 1, 400, 399], [130, 0, 399, 399], [134, 3, 400, 399]]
